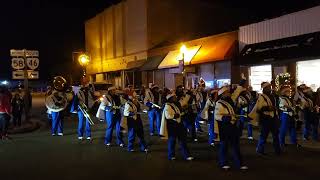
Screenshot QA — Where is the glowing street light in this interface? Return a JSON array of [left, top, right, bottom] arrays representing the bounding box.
[[180, 44, 187, 54], [78, 53, 90, 67]]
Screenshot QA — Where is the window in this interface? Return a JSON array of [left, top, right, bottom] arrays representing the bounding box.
[[249, 65, 272, 92], [297, 59, 320, 91]]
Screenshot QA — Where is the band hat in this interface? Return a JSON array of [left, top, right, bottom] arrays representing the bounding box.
[[261, 82, 271, 89], [218, 86, 229, 96], [151, 84, 159, 89], [108, 86, 116, 91], [166, 93, 176, 100], [280, 86, 291, 95], [303, 87, 312, 93]]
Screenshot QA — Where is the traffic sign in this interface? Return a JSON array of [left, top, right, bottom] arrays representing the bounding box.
[[25, 50, 39, 57], [10, 49, 39, 57], [26, 58, 39, 70], [12, 70, 39, 80], [12, 71, 25, 79], [10, 50, 25, 57], [28, 71, 39, 79], [11, 58, 25, 70]]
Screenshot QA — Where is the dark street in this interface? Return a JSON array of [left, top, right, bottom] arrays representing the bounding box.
[[1, 96, 320, 180]]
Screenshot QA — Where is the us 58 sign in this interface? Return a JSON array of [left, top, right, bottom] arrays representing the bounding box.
[[11, 58, 25, 70]]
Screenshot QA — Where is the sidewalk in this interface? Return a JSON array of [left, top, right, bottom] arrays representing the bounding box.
[[7, 117, 41, 134]]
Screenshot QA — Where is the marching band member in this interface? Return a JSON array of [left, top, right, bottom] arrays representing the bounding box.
[[232, 77, 253, 140], [201, 90, 218, 146], [70, 85, 92, 141], [195, 85, 206, 133], [300, 87, 318, 141], [103, 87, 124, 147], [160, 93, 193, 161], [249, 82, 281, 155], [123, 94, 148, 152], [215, 86, 247, 170], [176, 86, 197, 142], [144, 84, 162, 136], [278, 86, 300, 148], [45, 76, 68, 137]]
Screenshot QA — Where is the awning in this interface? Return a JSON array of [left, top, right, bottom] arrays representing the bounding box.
[[126, 59, 147, 70], [158, 45, 201, 69], [139, 55, 165, 71], [238, 31, 320, 65], [191, 32, 237, 65]]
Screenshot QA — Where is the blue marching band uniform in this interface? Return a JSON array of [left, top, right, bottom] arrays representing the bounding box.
[[299, 87, 319, 141], [215, 86, 247, 170], [278, 86, 299, 148], [249, 82, 281, 155], [200, 90, 217, 146], [232, 85, 253, 140], [160, 93, 193, 161], [122, 95, 148, 152], [70, 86, 92, 140], [144, 85, 162, 136], [195, 87, 206, 132], [46, 75, 320, 171], [101, 87, 124, 147]]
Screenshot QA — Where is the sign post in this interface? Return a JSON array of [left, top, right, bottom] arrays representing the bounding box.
[[10, 49, 39, 121]]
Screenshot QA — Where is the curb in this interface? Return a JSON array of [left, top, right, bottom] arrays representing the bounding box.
[[7, 121, 41, 134]]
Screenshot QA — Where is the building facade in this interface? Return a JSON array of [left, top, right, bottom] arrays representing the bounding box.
[[85, 0, 241, 89], [237, 5, 320, 91]]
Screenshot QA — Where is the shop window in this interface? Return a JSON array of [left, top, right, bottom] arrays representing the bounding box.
[[249, 65, 272, 92], [297, 59, 320, 91], [216, 79, 230, 88]]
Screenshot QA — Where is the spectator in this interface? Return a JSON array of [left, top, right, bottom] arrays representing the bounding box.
[[0, 85, 12, 139], [12, 93, 24, 127]]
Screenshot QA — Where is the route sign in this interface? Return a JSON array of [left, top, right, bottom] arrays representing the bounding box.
[[11, 58, 25, 70], [26, 58, 39, 70], [12, 70, 39, 80], [10, 49, 39, 57], [28, 71, 39, 79]]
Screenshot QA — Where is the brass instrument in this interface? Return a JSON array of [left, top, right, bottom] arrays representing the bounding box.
[[78, 101, 95, 125], [45, 76, 68, 112]]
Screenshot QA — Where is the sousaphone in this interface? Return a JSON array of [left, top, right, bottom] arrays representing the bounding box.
[[45, 76, 68, 112]]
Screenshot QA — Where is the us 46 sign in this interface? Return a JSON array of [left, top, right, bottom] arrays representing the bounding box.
[[26, 58, 39, 70], [11, 58, 25, 70]]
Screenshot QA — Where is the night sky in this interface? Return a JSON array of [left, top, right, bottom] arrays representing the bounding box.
[[0, 0, 319, 81]]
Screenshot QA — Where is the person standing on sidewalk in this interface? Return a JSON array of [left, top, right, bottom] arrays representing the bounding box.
[[11, 93, 24, 127], [0, 85, 12, 139]]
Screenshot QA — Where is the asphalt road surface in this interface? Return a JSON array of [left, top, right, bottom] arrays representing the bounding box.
[[1, 95, 320, 180]]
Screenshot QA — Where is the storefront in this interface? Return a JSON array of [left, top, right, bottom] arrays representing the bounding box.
[[157, 31, 237, 89], [139, 55, 166, 88], [238, 31, 320, 91], [238, 6, 320, 90]]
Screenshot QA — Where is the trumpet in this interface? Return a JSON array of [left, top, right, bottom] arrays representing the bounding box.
[[78, 101, 95, 125]]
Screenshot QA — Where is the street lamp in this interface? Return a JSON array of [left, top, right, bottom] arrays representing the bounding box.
[[78, 53, 90, 67], [78, 53, 90, 76], [180, 44, 187, 88]]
